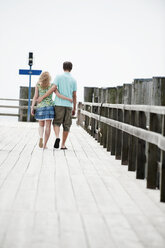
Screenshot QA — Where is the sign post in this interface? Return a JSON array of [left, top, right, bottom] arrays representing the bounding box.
[[27, 64, 32, 122], [19, 53, 42, 122]]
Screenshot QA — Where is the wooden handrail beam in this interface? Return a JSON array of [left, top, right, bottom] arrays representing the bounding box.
[[0, 98, 32, 102], [82, 102, 165, 115], [80, 109, 165, 152]]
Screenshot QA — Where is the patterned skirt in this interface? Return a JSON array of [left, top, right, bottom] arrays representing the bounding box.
[[35, 106, 55, 120]]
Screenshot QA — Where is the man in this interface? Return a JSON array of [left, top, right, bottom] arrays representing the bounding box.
[[37, 61, 77, 149]]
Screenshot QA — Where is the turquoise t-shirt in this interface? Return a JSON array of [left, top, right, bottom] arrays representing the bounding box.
[[53, 72, 77, 107]]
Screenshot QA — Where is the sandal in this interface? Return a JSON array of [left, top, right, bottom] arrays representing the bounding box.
[[54, 138, 60, 148], [39, 138, 43, 148], [61, 147, 68, 150]]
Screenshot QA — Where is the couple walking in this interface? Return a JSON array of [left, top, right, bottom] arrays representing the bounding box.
[[31, 61, 77, 149]]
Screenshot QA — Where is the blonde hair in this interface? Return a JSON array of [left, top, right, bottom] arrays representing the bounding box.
[[39, 71, 51, 89]]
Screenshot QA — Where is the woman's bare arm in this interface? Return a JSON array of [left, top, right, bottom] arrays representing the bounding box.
[[31, 85, 39, 116]]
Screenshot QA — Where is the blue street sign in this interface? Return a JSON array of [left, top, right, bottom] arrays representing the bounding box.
[[19, 69, 42, 75]]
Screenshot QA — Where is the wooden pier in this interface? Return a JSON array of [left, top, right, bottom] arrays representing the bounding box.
[[0, 120, 165, 248]]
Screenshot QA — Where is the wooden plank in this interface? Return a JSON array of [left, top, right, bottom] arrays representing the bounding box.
[[0, 132, 38, 211], [0, 127, 19, 150], [55, 150, 77, 212], [105, 214, 144, 248], [30, 212, 59, 248], [0, 151, 9, 167], [83, 214, 116, 248], [59, 212, 87, 248], [12, 149, 43, 211], [1, 212, 34, 248], [34, 150, 56, 212]]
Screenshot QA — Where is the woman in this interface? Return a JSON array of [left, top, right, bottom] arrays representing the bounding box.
[[31, 71, 72, 149]]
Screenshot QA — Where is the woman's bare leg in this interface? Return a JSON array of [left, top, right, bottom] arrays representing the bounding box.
[[43, 120, 51, 149], [39, 121, 45, 148]]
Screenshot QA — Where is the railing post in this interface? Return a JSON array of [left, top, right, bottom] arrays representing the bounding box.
[[136, 111, 146, 179], [88, 105, 92, 135], [77, 102, 82, 126], [94, 105, 99, 140], [103, 107, 108, 148], [106, 87, 117, 152], [91, 105, 95, 138], [115, 109, 123, 159], [99, 88, 106, 146], [84, 104, 89, 132], [128, 111, 137, 171], [93, 88, 99, 141], [100, 105, 105, 146], [106, 108, 112, 152], [121, 110, 130, 165], [100, 105, 108, 148], [160, 115, 165, 202], [147, 113, 160, 189], [110, 108, 117, 155]]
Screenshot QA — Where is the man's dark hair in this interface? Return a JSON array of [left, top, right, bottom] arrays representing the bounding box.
[[63, 61, 73, 72]]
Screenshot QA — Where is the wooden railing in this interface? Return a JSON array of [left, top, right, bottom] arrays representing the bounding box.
[[0, 98, 34, 119], [77, 102, 165, 202], [0, 98, 76, 120]]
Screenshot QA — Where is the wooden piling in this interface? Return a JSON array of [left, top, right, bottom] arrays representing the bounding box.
[[106, 87, 117, 152], [116, 86, 123, 104], [128, 111, 137, 171], [93, 88, 99, 140], [136, 111, 146, 179], [19, 86, 35, 122], [106, 108, 112, 152], [147, 113, 161, 189], [123, 84, 132, 104], [152, 77, 165, 105], [84, 87, 95, 102], [115, 109, 123, 159], [121, 110, 130, 165], [160, 115, 165, 202], [110, 108, 117, 155]]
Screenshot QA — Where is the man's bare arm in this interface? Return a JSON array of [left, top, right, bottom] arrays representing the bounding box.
[[72, 91, 77, 115], [37, 85, 57, 103]]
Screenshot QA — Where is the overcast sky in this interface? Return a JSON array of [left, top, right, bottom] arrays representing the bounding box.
[[0, 0, 165, 101]]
